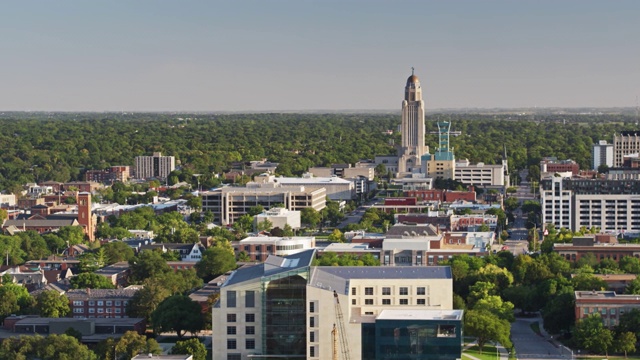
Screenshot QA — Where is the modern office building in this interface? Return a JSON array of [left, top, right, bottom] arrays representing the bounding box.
[[541, 176, 640, 232], [233, 236, 315, 261], [253, 173, 355, 201], [134, 152, 175, 180], [201, 184, 326, 225], [593, 140, 614, 170], [454, 159, 507, 187], [212, 250, 460, 360]]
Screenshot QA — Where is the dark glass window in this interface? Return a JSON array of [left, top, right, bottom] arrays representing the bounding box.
[[246, 326, 255, 335], [400, 299, 408, 305], [245, 291, 255, 308], [227, 326, 236, 335], [265, 274, 307, 357], [246, 313, 255, 322], [382, 287, 391, 295], [365, 287, 374, 295], [382, 299, 391, 305], [227, 314, 236, 322], [365, 299, 374, 305], [227, 339, 236, 349], [227, 291, 236, 308], [246, 339, 256, 349], [417, 287, 426, 295], [399, 287, 408, 295]]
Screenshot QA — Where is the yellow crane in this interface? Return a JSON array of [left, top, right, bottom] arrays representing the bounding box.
[[333, 290, 351, 360]]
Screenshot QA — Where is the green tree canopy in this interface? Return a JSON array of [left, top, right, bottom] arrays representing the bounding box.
[[195, 241, 237, 281], [171, 338, 207, 360], [464, 310, 512, 353], [151, 295, 204, 339], [70, 273, 115, 289], [35, 290, 70, 318]]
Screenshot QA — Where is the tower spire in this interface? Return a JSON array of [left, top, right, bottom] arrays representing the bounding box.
[[411, 67, 414, 76]]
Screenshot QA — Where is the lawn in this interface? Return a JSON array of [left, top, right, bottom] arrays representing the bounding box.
[[529, 321, 542, 336], [463, 345, 500, 360]]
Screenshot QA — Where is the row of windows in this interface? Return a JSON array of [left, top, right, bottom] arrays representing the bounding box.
[[352, 286, 427, 296], [353, 298, 427, 305], [227, 339, 255, 350], [72, 300, 127, 307], [74, 307, 123, 314], [226, 291, 255, 308], [227, 313, 255, 322], [226, 326, 255, 335]]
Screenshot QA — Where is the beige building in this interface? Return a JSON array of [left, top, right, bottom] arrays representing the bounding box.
[[211, 249, 456, 360], [201, 184, 326, 225], [253, 207, 301, 231], [613, 131, 640, 167], [253, 173, 354, 201], [134, 152, 175, 180], [454, 159, 507, 186], [398, 71, 428, 176]]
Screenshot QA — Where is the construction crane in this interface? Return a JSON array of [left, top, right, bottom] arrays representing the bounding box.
[[333, 290, 351, 360]]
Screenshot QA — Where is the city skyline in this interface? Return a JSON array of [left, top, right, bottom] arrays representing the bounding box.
[[2, 1, 639, 112]]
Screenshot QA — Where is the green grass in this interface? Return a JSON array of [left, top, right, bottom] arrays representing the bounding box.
[[530, 321, 542, 336], [463, 345, 500, 360]]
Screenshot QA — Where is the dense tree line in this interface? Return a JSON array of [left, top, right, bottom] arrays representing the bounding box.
[[1, 112, 637, 192]]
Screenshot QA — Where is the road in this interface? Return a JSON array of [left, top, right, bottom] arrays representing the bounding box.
[[511, 317, 572, 359]]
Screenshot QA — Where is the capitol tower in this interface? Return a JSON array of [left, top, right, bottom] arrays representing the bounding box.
[[397, 69, 428, 175]]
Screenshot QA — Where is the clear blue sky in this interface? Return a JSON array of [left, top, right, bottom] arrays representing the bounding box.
[[2, 1, 639, 111]]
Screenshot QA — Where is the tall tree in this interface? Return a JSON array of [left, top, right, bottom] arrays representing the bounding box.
[[614, 331, 636, 359], [70, 273, 115, 289], [195, 242, 237, 281], [575, 313, 614, 356], [464, 310, 512, 353], [35, 291, 70, 318], [151, 295, 204, 339]]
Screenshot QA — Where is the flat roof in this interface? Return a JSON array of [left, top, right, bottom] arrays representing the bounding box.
[[314, 266, 451, 280], [13, 316, 144, 326], [377, 309, 463, 321], [575, 291, 640, 300]]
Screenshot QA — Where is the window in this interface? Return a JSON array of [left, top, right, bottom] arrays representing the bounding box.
[[246, 326, 255, 335], [115, 308, 121, 314], [382, 299, 391, 305], [73, 301, 84, 306], [382, 287, 391, 295], [227, 339, 237, 350], [97, 301, 104, 306], [351, 299, 356, 305], [365, 299, 374, 305], [365, 311, 374, 315], [88, 308, 95, 313], [98, 308, 104, 313], [227, 326, 236, 335], [310, 331, 315, 342], [417, 287, 426, 295], [310, 346, 315, 357], [351, 287, 356, 295], [400, 299, 408, 305], [309, 301, 315, 313], [399, 287, 408, 295], [227, 355, 241, 360], [106, 301, 112, 306], [115, 301, 121, 306], [246, 339, 255, 349], [227, 314, 237, 322], [365, 287, 374, 295], [106, 308, 112, 313], [417, 299, 426, 305], [227, 291, 237, 308], [309, 317, 315, 327], [245, 313, 255, 322], [88, 301, 95, 306], [245, 291, 255, 308]]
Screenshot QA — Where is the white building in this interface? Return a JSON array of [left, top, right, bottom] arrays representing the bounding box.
[[540, 176, 573, 230], [201, 184, 326, 225], [592, 140, 614, 170], [134, 152, 175, 180], [0, 193, 16, 207], [454, 159, 507, 187], [253, 173, 354, 201], [211, 249, 458, 360], [253, 207, 301, 231]]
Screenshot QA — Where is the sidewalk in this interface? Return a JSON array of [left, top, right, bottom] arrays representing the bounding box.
[[463, 340, 509, 360]]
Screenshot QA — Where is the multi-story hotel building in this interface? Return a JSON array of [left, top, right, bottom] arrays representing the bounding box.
[[541, 176, 640, 232], [201, 184, 326, 225], [212, 249, 461, 360], [593, 140, 614, 170], [134, 152, 175, 180]]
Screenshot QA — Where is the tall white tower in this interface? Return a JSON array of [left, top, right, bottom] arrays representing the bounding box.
[[398, 69, 427, 174]]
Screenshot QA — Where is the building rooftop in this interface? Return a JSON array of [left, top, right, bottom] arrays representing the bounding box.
[[223, 249, 316, 287], [575, 290, 640, 300], [66, 288, 139, 299], [12, 316, 145, 327], [238, 236, 314, 244], [377, 309, 463, 321]]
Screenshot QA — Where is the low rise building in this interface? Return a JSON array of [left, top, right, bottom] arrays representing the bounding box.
[[66, 288, 138, 318], [201, 184, 326, 225], [3, 316, 146, 342], [254, 173, 355, 201], [233, 236, 315, 261], [454, 159, 507, 187], [253, 207, 301, 231], [554, 234, 640, 262], [575, 291, 640, 327]]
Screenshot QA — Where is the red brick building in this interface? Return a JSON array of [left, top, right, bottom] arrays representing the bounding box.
[[575, 291, 640, 327], [66, 288, 139, 318]]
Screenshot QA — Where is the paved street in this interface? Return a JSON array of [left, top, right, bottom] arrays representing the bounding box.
[[511, 317, 572, 360]]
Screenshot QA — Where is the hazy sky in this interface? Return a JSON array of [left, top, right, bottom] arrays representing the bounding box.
[[2, 1, 639, 112]]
